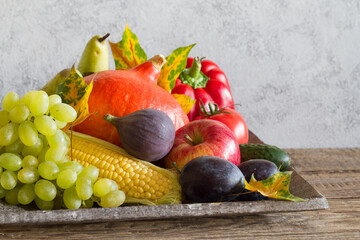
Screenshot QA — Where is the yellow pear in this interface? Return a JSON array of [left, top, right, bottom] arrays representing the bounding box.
[[77, 33, 110, 76], [41, 33, 110, 95], [41, 68, 71, 95]]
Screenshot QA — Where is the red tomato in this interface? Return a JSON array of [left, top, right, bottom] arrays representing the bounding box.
[[194, 103, 249, 144]]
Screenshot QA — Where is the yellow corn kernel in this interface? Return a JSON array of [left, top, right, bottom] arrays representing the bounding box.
[[67, 131, 182, 205]]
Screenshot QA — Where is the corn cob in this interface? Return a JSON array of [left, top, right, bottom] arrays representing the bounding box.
[[66, 131, 182, 205]]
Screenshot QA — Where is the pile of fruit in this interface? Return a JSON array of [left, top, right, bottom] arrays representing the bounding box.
[[0, 91, 126, 209], [0, 25, 303, 210]]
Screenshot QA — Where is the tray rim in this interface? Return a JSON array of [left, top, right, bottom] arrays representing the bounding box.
[[0, 169, 329, 226]]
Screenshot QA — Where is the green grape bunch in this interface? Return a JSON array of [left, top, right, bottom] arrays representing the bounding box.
[[0, 90, 125, 209]]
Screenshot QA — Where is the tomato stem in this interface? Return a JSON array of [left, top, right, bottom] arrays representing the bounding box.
[[198, 100, 237, 117]]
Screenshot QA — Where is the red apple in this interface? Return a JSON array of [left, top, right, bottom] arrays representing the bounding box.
[[163, 119, 240, 170]]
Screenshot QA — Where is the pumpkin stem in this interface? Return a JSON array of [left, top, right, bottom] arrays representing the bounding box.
[[148, 54, 167, 71]]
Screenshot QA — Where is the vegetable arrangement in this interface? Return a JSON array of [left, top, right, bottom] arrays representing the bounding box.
[[0, 24, 304, 211]]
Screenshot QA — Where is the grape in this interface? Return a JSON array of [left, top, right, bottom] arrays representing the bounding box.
[[62, 132, 71, 147], [44, 144, 68, 163], [18, 121, 39, 146], [59, 161, 83, 175], [110, 180, 119, 191], [50, 103, 77, 122], [75, 176, 93, 200], [0, 170, 17, 190], [54, 119, 67, 129], [0, 185, 7, 199], [38, 134, 48, 147], [2, 92, 20, 111], [0, 147, 5, 155], [48, 94, 62, 107], [34, 179, 57, 201], [78, 165, 99, 183], [18, 183, 36, 205], [8, 103, 30, 123], [22, 155, 39, 168], [37, 146, 48, 163], [21, 137, 43, 157], [93, 178, 118, 197], [35, 197, 54, 210], [20, 91, 36, 107], [53, 196, 64, 210], [0, 122, 19, 146], [0, 110, 10, 128], [46, 129, 69, 147], [100, 190, 126, 208], [56, 169, 77, 189], [5, 187, 20, 205], [52, 155, 70, 166], [5, 138, 24, 154], [17, 167, 39, 184], [57, 155, 70, 165], [38, 161, 59, 180], [63, 186, 81, 209], [29, 91, 49, 116], [34, 115, 57, 136], [82, 199, 94, 208], [0, 153, 22, 171]]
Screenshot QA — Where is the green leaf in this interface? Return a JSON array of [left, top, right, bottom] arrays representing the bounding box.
[[56, 65, 93, 130], [245, 171, 305, 202], [109, 24, 147, 70], [158, 44, 195, 92]]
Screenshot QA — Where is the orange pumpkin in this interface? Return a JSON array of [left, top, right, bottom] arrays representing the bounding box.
[[74, 55, 189, 146]]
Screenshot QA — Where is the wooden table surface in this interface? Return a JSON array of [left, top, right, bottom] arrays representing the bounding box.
[[0, 147, 359, 239]]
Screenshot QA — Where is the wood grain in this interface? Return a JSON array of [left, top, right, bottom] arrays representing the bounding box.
[[285, 148, 360, 172], [0, 147, 359, 239], [0, 199, 359, 240]]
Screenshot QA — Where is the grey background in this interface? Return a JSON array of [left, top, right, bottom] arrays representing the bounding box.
[[0, 0, 359, 148]]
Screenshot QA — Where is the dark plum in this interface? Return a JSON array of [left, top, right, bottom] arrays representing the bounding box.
[[239, 144, 291, 171], [240, 159, 279, 182], [180, 156, 245, 203], [237, 159, 279, 201]]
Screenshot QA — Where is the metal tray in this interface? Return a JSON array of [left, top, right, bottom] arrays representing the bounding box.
[[0, 167, 329, 225], [0, 131, 329, 225]]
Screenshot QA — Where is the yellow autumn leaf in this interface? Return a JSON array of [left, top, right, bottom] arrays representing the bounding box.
[[245, 171, 305, 201], [56, 65, 93, 130], [63, 82, 93, 131], [172, 94, 196, 114], [158, 44, 195, 92], [109, 23, 147, 70]]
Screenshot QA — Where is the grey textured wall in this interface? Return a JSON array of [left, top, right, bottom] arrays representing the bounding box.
[[0, 0, 359, 148]]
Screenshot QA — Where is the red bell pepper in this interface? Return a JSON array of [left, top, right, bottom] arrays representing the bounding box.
[[171, 57, 235, 121]]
